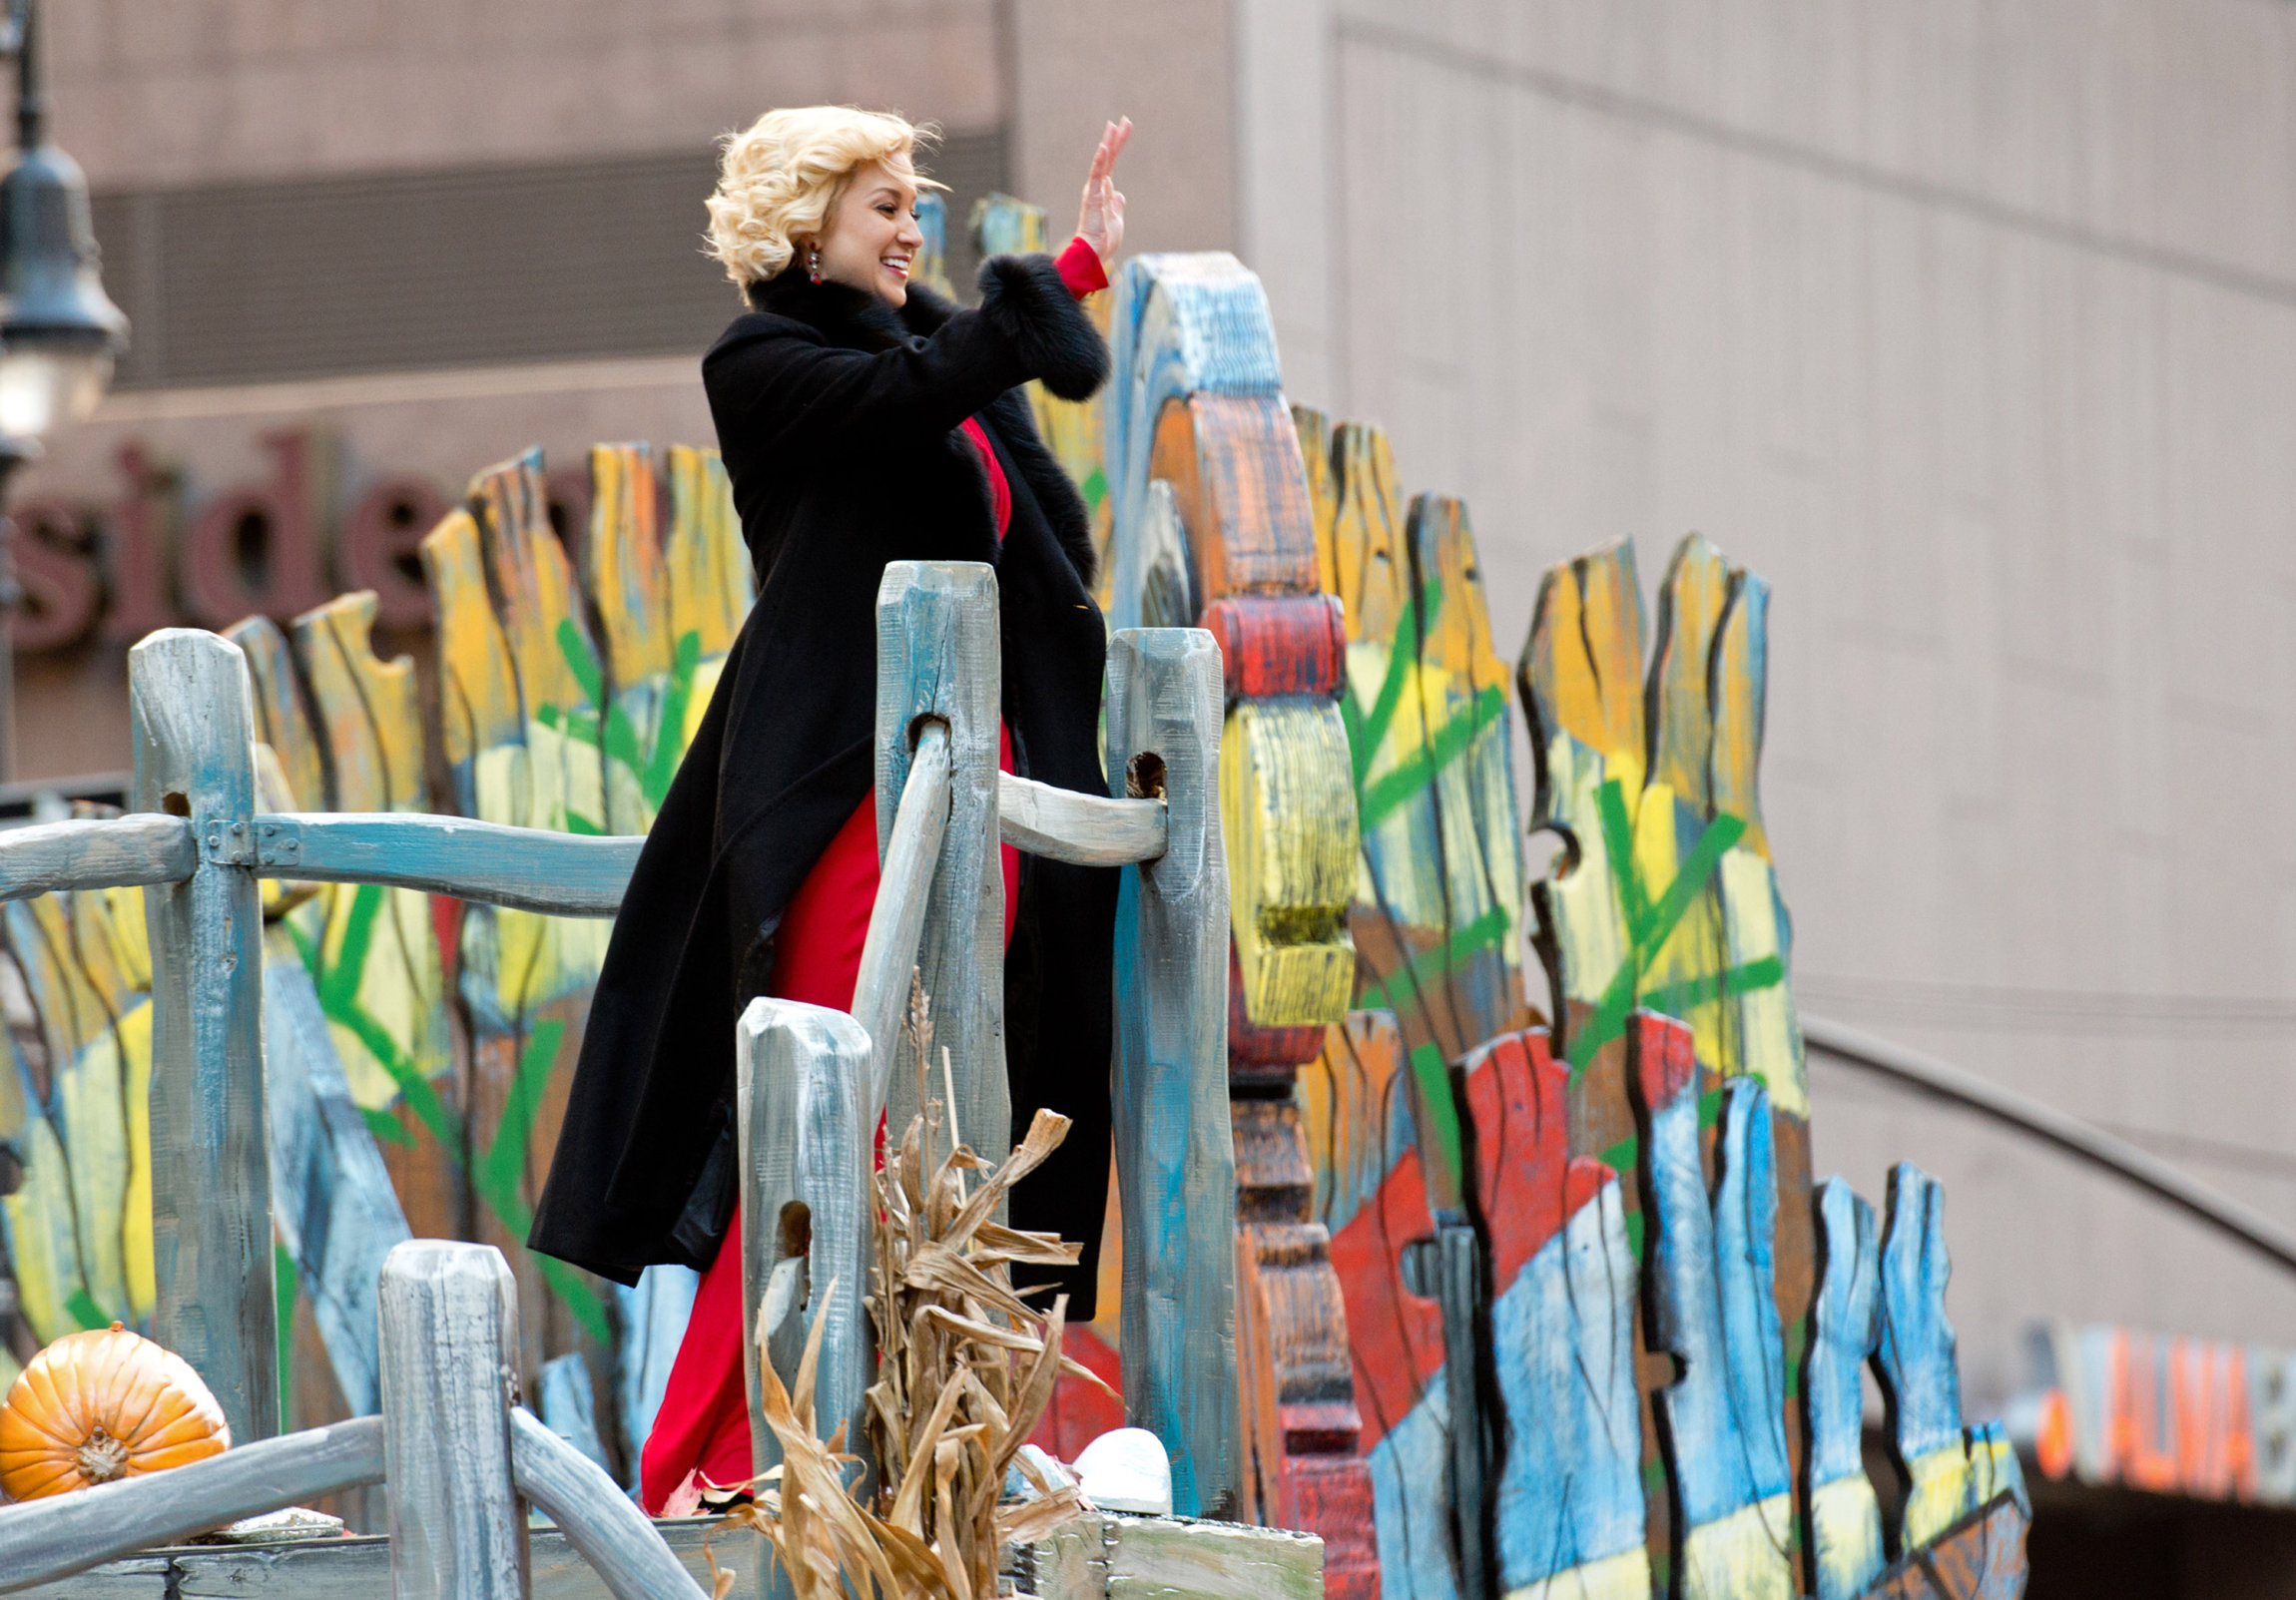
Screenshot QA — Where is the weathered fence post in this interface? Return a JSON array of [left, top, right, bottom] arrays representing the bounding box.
[[738, 997, 874, 1491], [1106, 625, 1240, 1520], [873, 561, 1002, 1167], [130, 628, 276, 1444], [378, 1240, 527, 1598]]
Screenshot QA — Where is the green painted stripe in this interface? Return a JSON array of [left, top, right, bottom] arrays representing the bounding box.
[[474, 1019, 564, 1227], [1636, 954, 1786, 1018], [275, 1241, 298, 1416], [1564, 806, 1754, 1075], [1597, 780, 1649, 946], [555, 619, 605, 709], [360, 1106, 415, 1149], [1357, 682, 1507, 831], [65, 1286, 109, 1332], [1355, 903, 1511, 1025], [463, 1016, 611, 1343], [1408, 1042, 1463, 1208], [1346, 583, 1440, 791]]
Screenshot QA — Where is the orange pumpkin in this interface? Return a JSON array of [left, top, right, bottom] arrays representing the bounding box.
[[0, 1323, 231, 1501]]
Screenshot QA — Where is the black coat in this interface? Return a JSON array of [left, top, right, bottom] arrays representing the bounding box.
[[530, 255, 1118, 1317]]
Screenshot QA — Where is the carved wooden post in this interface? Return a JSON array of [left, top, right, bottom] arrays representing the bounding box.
[[872, 562, 1002, 1165], [130, 628, 276, 1444], [379, 1240, 527, 1598], [738, 998, 874, 1491], [1107, 625, 1240, 1519]]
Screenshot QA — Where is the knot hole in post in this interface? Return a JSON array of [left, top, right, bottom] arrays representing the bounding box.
[[161, 792, 190, 816], [1126, 752, 1166, 801], [777, 1199, 813, 1261]]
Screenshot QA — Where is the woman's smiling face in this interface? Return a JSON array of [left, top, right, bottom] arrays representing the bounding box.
[[812, 160, 925, 305]]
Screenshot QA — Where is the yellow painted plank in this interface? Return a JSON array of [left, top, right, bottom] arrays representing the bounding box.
[[664, 445, 753, 753], [293, 592, 426, 811], [1290, 406, 1340, 598], [1633, 784, 1731, 1074], [1, 1110, 86, 1342], [587, 443, 673, 692], [1328, 422, 1408, 644], [1709, 562, 1772, 861], [1648, 537, 1731, 814], [291, 592, 454, 1119], [1720, 848, 1806, 1117], [1222, 699, 1358, 1026], [421, 506, 523, 776], [1297, 1010, 1407, 1234], [223, 616, 326, 821], [1521, 542, 1648, 803]]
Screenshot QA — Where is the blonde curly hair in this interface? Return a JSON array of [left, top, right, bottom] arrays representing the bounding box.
[[705, 106, 946, 286]]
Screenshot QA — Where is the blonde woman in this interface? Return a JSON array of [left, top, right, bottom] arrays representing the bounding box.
[[530, 107, 1131, 1511]]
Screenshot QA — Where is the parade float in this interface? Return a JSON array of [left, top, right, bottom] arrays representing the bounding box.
[[0, 197, 2029, 1598]]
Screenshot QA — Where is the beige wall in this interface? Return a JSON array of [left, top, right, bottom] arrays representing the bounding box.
[[48, 0, 1006, 184], [1242, 0, 2296, 1406], [1010, 0, 1238, 259]]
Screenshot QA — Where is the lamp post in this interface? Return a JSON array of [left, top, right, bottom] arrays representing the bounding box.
[[0, 0, 127, 781]]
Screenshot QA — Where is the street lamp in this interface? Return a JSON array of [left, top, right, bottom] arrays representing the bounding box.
[[0, 0, 127, 781]]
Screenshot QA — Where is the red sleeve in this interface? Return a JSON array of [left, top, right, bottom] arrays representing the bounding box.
[[1056, 235, 1109, 298]]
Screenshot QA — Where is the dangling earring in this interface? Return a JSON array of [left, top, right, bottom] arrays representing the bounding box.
[[808, 245, 822, 283]]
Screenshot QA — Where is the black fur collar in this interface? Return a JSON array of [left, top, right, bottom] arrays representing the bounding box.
[[744, 265, 957, 351]]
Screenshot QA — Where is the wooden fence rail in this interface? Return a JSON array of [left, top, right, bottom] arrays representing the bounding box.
[[0, 1242, 712, 1599], [0, 560, 1229, 1585]]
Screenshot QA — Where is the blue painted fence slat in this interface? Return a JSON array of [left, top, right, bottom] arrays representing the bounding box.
[[1107, 626, 1240, 1520], [263, 943, 412, 1417], [132, 628, 279, 1445], [1807, 1177, 1884, 1600]]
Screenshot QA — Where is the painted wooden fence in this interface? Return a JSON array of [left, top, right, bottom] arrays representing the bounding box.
[[0, 440, 751, 1497], [1085, 249, 2026, 1600], [0, 562, 1252, 1595], [0, 233, 2033, 1600]]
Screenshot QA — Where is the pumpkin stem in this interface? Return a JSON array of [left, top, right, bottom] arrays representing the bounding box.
[[76, 1426, 131, 1483]]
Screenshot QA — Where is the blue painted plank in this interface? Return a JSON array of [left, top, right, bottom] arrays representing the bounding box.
[[262, 932, 412, 1417], [1714, 1077, 1793, 1505], [538, 1351, 615, 1476], [1808, 1177, 1884, 1600], [1877, 1165, 2030, 1551], [1367, 1388, 1461, 1600], [613, 1266, 699, 1497], [1631, 1011, 1792, 1599], [1877, 1164, 1961, 1463], [1487, 1171, 1649, 1596]]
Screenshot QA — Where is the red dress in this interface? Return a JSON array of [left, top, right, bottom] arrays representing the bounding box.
[[640, 238, 1108, 1512]]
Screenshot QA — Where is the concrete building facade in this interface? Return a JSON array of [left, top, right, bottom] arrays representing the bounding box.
[[19, 3, 2296, 1586]]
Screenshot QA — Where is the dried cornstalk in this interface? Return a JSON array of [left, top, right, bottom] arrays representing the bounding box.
[[713, 974, 1109, 1599]]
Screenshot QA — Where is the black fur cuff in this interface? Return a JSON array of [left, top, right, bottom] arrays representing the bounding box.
[[977, 254, 1110, 402]]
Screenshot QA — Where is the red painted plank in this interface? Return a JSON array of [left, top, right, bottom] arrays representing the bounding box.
[[1203, 593, 1348, 700]]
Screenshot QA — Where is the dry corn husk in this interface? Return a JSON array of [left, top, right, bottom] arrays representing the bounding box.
[[711, 979, 1110, 1599]]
